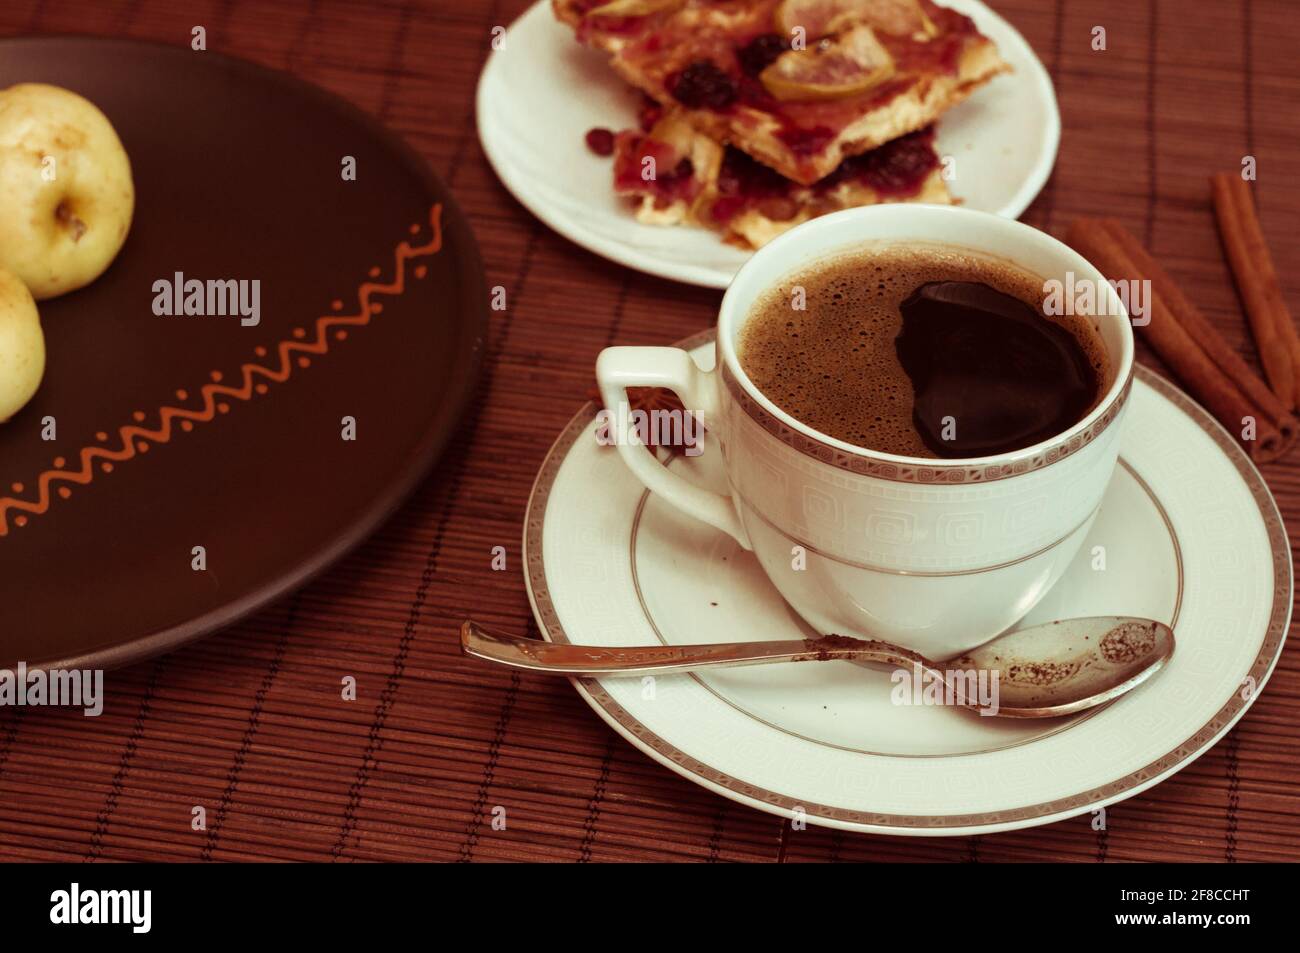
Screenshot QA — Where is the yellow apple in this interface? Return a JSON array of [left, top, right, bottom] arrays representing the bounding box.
[[0, 266, 45, 423], [0, 83, 135, 300]]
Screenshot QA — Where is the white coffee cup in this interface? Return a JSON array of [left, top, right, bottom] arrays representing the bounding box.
[[597, 205, 1134, 660]]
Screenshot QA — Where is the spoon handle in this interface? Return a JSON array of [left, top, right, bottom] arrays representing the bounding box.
[[461, 620, 929, 677]]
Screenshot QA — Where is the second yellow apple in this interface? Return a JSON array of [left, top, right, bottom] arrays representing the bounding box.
[[0, 266, 45, 422]]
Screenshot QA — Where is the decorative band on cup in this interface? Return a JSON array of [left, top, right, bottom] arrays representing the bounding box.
[[729, 482, 1102, 576]]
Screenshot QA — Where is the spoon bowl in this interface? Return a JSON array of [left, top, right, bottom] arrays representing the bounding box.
[[949, 617, 1175, 716]]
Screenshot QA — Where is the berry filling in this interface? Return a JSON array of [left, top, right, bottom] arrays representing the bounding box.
[[611, 132, 701, 206], [585, 127, 616, 156], [637, 94, 664, 131], [708, 126, 939, 224], [736, 33, 789, 77], [668, 61, 737, 110], [775, 124, 836, 157], [818, 126, 940, 195]]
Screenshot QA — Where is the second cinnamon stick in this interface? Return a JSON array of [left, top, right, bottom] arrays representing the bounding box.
[[1211, 172, 1299, 409]]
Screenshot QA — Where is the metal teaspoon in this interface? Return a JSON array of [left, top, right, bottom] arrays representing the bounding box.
[[460, 616, 1175, 718]]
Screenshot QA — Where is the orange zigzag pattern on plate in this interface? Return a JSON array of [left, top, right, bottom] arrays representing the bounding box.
[[0, 204, 445, 538]]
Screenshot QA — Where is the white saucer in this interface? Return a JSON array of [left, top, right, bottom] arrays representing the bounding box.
[[478, 0, 1061, 288], [524, 331, 1291, 836]]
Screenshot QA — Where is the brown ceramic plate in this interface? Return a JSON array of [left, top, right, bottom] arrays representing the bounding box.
[[0, 38, 486, 670]]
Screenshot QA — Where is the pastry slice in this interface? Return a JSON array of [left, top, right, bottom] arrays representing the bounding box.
[[555, 0, 1008, 185], [607, 107, 950, 248]]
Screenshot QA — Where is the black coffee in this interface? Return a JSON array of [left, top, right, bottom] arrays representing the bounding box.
[[738, 247, 1108, 458]]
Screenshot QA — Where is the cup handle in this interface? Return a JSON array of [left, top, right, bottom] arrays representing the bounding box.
[[596, 346, 752, 549]]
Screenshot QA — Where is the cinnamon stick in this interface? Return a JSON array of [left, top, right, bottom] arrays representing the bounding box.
[[1211, 172, 1300, 409], [1066, 217, 1297, 463], [1099, 219, 1297, 443]]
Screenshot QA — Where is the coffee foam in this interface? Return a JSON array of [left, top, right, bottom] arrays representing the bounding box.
[[738, 246, 1109, 458]]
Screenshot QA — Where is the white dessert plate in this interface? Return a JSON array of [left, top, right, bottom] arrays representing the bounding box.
[[523, 331, 1291, 836], [478, 0, 1061, 288]]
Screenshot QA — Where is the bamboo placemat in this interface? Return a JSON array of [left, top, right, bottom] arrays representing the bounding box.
[[0, 0, 1296, 863]]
